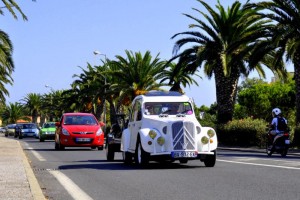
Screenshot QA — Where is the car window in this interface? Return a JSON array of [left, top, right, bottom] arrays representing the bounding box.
[[64, 115, 97, 125], [43, 123, 55, 128], [20, 124, 37, 129], [144, 102, 193, 115]]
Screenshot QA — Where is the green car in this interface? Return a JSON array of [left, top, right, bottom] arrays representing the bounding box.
[[39, 122, 56, 142]]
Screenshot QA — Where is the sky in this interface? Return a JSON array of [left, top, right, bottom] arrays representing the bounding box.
[[1, 0, 282, 107]]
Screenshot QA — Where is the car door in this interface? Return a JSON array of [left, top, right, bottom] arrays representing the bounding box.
[[128, 99, 143, 151]]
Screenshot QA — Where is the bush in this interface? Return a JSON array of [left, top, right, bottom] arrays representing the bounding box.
[[217, 118, 267, 147]]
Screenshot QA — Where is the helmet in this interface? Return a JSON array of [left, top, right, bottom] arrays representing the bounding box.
[[272, 108, 281, 117]]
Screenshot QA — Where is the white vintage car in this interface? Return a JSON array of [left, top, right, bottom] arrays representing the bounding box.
[[121, 91, 217, 167]]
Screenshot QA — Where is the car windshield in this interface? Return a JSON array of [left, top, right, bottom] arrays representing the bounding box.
[[20, 124, 37, 129], [43, 123, 56, 128], [144, 102, 193, 115], [64, 115, 97, 125]]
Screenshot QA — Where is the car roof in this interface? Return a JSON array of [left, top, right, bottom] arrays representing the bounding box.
[[63, 112, 94, 116]]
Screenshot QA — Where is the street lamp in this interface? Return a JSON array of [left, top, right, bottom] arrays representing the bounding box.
[[45, 84, 54, 92], [94, 50, 107, 126]]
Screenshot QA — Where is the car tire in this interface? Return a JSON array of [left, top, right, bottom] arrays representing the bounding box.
[[106, 144, 115, 161], [134, 136, 149, 166], [203, 150, 216, 167], [281, 148, 288, 157], [97, 146, 104, 150], [40, 137, 44, 142], [123, 151, 132, 165]]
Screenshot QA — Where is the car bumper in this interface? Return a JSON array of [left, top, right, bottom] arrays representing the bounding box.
[[59, 135, 104, 147], [40, 134, 55, 140]]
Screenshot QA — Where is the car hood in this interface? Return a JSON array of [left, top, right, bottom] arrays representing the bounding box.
[[41, 128, 56, 132], [63, 125, 100, 133]]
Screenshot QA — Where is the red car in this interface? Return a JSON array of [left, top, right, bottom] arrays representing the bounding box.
[[54, 113, 104, 150]]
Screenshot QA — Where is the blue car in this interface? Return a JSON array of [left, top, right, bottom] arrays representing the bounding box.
[[15, 123, 39, 139]]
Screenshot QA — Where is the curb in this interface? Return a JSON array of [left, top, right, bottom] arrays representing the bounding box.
[[19, 141, 46, 200]]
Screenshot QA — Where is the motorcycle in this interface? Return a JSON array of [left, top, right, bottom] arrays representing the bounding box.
[[266, 129, 290, 157]]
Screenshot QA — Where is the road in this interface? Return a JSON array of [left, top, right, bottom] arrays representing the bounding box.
[[20, 138, 300, 200]]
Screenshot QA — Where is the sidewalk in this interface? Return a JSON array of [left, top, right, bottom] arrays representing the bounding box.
[[0, 134, 45, 200]]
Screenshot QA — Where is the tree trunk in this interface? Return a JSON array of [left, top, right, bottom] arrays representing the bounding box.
[[214, 66, 240, 124], [293, 50, 300, 146]]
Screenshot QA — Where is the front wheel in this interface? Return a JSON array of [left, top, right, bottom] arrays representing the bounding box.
[[134, 137, 149, 166], [203, 150, 216, 167], [123, 151, 133, 165]]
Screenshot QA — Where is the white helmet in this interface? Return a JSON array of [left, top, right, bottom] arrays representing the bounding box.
[[272, 108, 281, 116]]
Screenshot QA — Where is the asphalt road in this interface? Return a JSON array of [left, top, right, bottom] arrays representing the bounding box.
[[20, 138, 300, 200]]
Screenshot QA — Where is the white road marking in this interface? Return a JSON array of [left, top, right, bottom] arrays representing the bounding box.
[[217, 159, 300, 170], [26, 144, 46, 161], [49, 170, 94, 200]]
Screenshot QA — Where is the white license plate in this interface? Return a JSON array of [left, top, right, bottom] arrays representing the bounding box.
[[171, 151, 197, 158], [285, 140, 290, 144], [76, 138, 91, 142]]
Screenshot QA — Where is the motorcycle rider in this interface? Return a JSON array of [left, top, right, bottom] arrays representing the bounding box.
[[268, 108, 288, 156]]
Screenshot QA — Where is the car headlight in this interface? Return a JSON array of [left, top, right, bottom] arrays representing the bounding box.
[[157, 136, 165, 146], [201, 136, 209, 144], [149, 129, 158, 139], [207, 129, 215, 138], [96, 128, 103, 136], [62, 128, 70, 136]]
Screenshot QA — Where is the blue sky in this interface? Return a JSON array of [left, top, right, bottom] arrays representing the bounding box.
[[1, 0, 279, 107]]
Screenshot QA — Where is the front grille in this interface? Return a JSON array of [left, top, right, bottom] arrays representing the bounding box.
[[72, 132, 94, 135], [172, 121, 195, 150]]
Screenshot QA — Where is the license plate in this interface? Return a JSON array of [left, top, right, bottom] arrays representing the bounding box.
[[76, 138, 91, 142], [285, 140, 290, 144], [171, 151, 197, 158]]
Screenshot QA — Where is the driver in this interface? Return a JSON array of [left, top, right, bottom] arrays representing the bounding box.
[[268, 108, 288, 156]]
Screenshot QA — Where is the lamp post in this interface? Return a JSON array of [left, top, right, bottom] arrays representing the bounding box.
[[93, 51, 107, 126], [45, 84, 54, 92]]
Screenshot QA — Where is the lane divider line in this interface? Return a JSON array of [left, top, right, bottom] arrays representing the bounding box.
[[217, 159, 300, 170], [49, 170, 94, 200]]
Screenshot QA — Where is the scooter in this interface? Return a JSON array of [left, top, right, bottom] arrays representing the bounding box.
[[266, 130, 290, 157]]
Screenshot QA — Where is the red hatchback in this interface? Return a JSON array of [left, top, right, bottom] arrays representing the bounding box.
[[54, 113, 104, 150]]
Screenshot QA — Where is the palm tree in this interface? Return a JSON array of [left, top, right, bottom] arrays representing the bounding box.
[[0, 102, 29, 124], [170, 0, 283, 124], [160, 62, 201, 94], [252, 1, 300, 119], [109, 50, 167, 103], [0, 30, 14, 104], [251, 0, 300, 145], [21, 93, 41, 123], [0, 0, 35, 103], [0, 0, 30, 20], [71, 63, 108, 120]]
